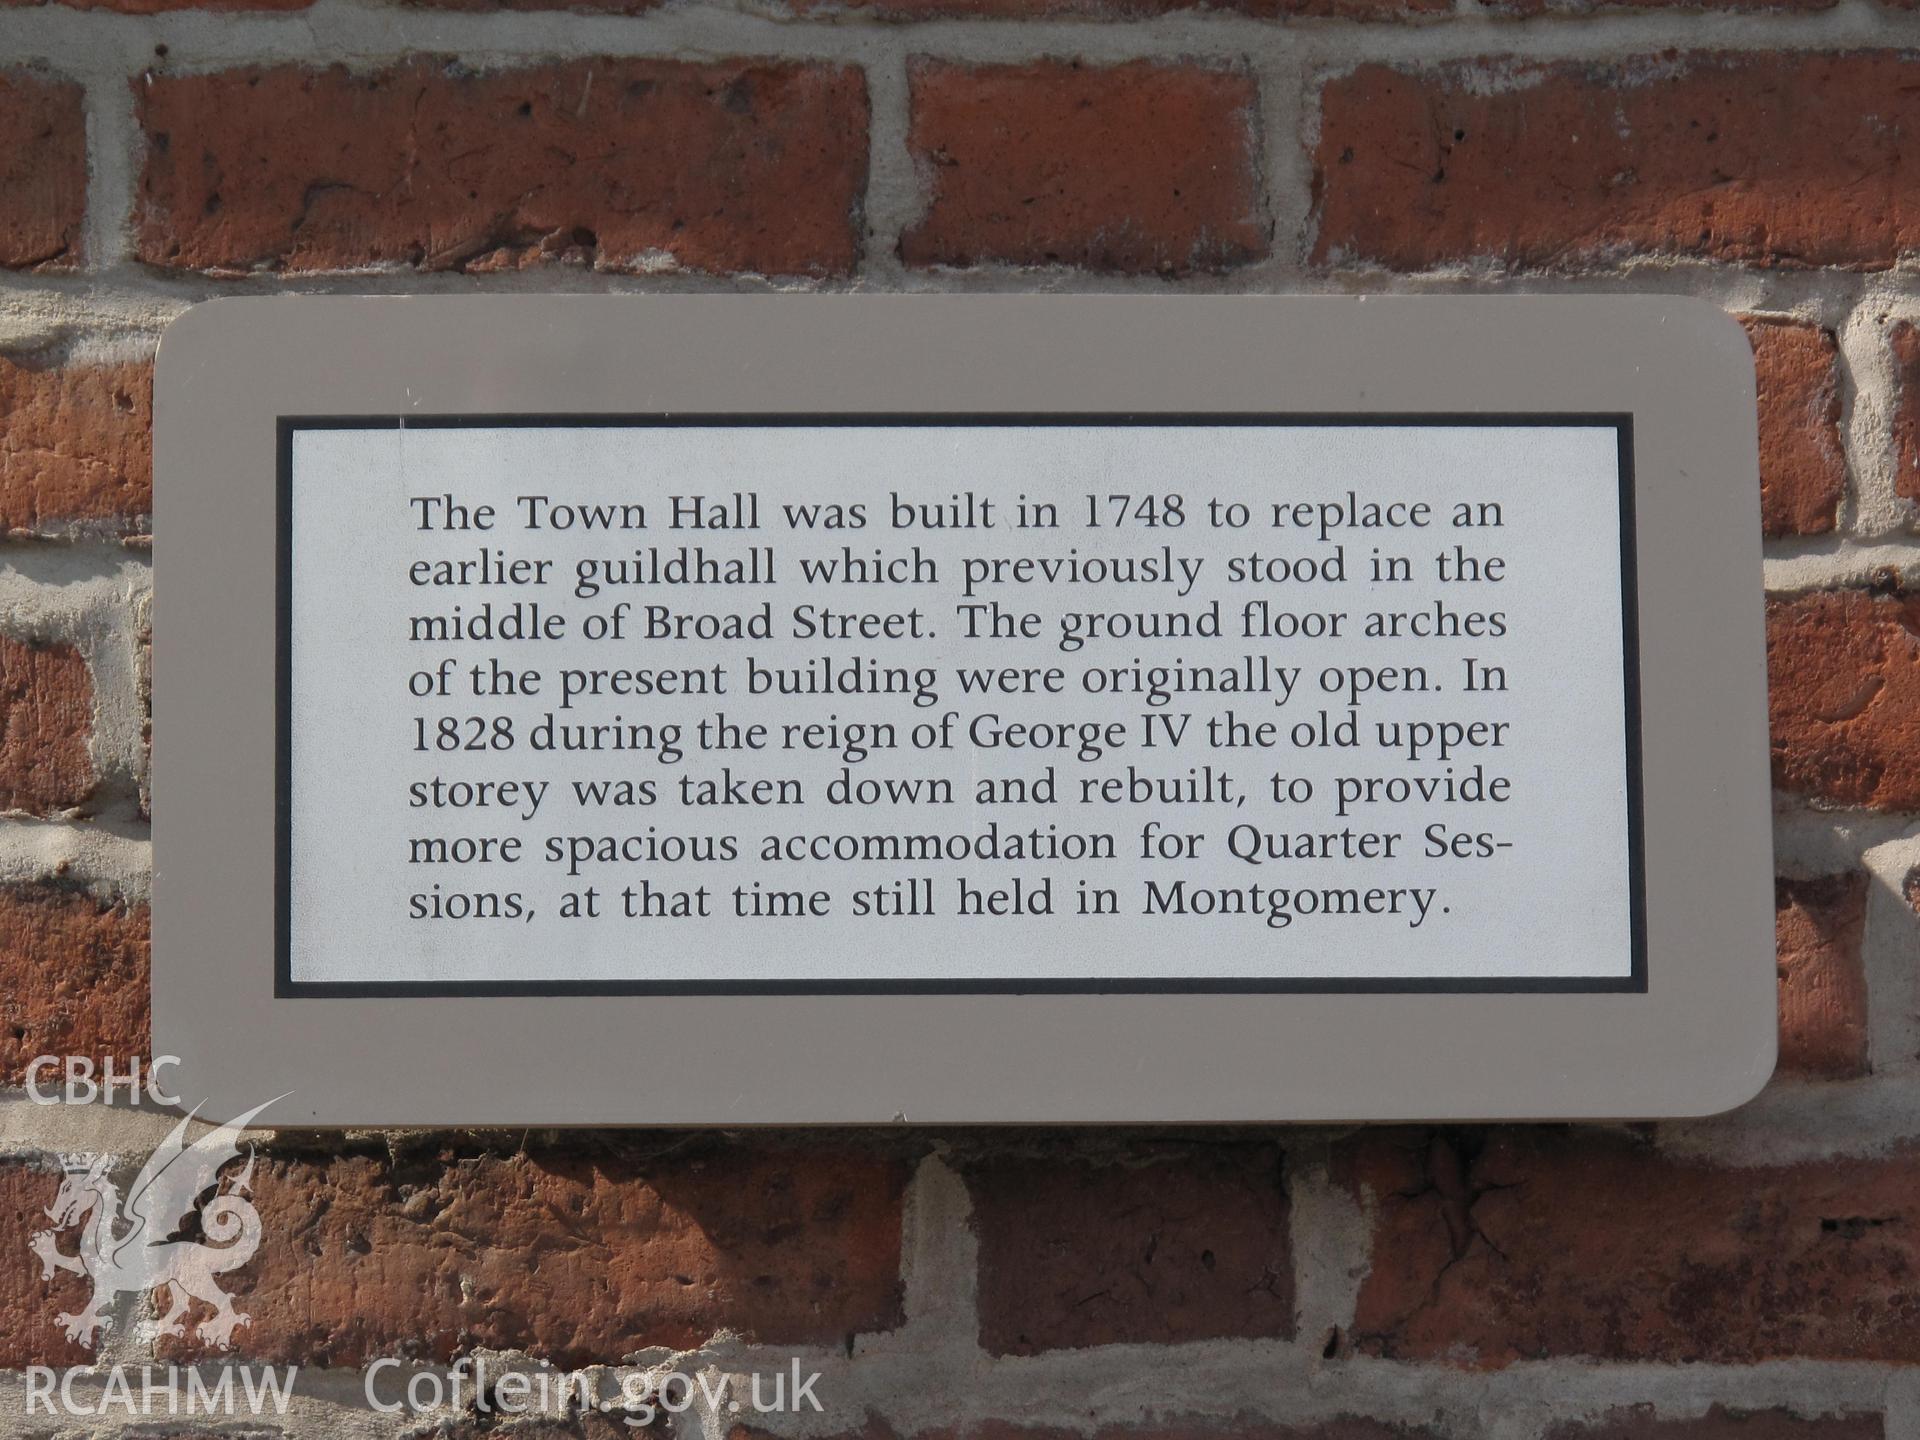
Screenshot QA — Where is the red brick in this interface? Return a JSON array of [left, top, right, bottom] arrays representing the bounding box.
[[901, 61, 1267, 276], [964, 1144, 1292, 1354], [0, 356, 153, 537], [1775, 873, 1869, 1078], [801, 0, 1807, 11], [951, 1425, 1428, 1440], [444, 1421, 629, 1440], [168, 1143, 906, 1365], [1341, 1129, 1920, 1365], [1741, 318, 1846, 537], [0, 635, 93, 815], [0, 884, 149, 1088], [1487, 0, 1831, 11], [1550, 1410, 1881, 1440], [1892, 321, 1920, 508], [742, 1424, 1437, 1440], [1768, 591, 1920, 810], [802, 0, 1439, 16], [556, 0, 1799, 11], [0, 1162, 96, 1366], [1313, 55, 1920, 272], [0, 72, 84, 269], [135, 61, 867, 278], [405, 0, 651, 10], [37, 0, 312, 10]]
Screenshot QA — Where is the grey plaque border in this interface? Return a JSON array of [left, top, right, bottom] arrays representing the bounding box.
[[154, 295, 1774, 1124]]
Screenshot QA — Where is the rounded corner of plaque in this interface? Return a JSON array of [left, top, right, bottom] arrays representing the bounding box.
[[1672, 1033, 1778, 1119]]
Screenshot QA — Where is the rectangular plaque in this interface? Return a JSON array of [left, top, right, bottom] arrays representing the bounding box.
[[155, 295, 1773, 1123], [280, 416, 1639, 993]]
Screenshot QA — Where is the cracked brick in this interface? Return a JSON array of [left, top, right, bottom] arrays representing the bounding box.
[[1339, 1128, 1920, 1364]]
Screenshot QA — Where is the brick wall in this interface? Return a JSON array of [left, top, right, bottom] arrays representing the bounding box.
[[1, 0, 1918, 1433]]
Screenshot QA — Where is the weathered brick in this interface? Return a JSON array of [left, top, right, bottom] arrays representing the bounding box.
[[1775, 873, 1869, 1078], [964, 1144, 1291, 1354], [168, 1143, 907, 1365], [1313, 55, 1920, 271], [1892, 321, 1920, 508], [740, 1423, 1438, 1440], [439, 1420, 629, 1440], [954, 1425, 1429, 1440], [1550, 1410, 1881, 1440], [0, 883, 149, 1088], [0, 72, 84, 269], [1341, 1129, 1920, 1364], [0, 356, 153, 536], [1768, 591, 1920, 810], [0, 1162, 96, 1366], [1494, 0, 1832, 9], [806, 0, 1805, 10], [135, 61, 868, 278], [405, 0, 651, 10], [1741, 318, 1846, 537], [32, 0, 313, 11], [901, 61, 1267, 276], [802, 0, 1440, 17], [0, 635, 93, 815]]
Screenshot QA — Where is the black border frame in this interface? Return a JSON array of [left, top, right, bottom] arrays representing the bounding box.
[[276, 413, 1645, 998]]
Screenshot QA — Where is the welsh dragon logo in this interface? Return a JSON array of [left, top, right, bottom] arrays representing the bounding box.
[[29, 1098, 280, 1349]]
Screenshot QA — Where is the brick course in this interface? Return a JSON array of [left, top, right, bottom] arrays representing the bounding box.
[[1548, 1412, 1882, 1440], [0, 73, 85, 270], [1893, 321, 1920, 509], [136, 61, 869, 278], [0, 635, 94, 815], [1341, 1129, 1920, 1365], [1774, 873, 1869, 1078], [1313, 55, 1920, 272], [0, 883, 149, 1087], [165, 1143, 908, 1366], [901, 61, 1267, 276], [1742, 318, 1847, 538], [0, 356, 153, 537], [0, 1163, 96, 1367], [1768, 591, 1920, 810], [4, 0, 1920, 1426], [965, 1144, 1292, 1353]]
